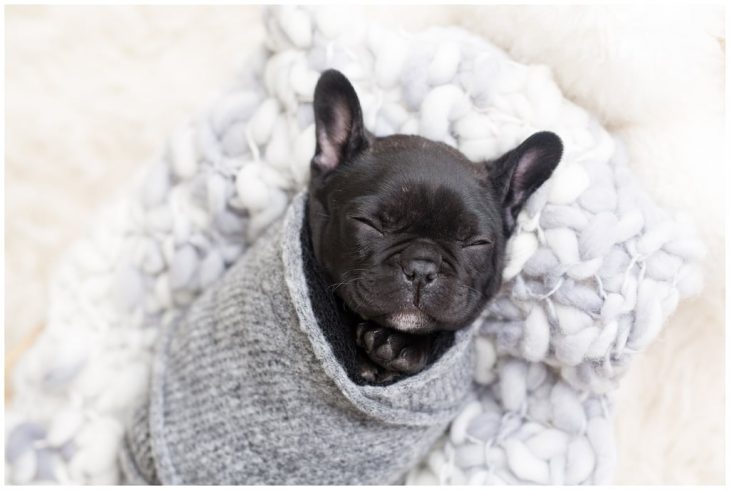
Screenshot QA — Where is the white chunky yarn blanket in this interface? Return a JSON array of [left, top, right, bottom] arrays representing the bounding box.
[[5, 6, 704, 485]]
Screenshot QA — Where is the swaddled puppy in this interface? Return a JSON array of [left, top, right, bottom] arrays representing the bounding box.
[[307, 70, 562, 384]]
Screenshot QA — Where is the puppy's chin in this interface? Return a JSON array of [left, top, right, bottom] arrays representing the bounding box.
[[377, 310, 436, 334]]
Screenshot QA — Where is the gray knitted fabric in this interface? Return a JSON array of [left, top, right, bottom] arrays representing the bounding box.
[[120, 192, 476, 485]]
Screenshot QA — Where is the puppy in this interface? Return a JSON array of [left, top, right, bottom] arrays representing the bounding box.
[[307, 70, 562, 384]]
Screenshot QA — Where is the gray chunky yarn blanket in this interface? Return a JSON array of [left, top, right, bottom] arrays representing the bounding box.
[[120, 193, 476, 484], [4, 6, 704, 485]]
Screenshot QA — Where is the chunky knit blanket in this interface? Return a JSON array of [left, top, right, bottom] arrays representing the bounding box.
[[5, 5, 704, 485]]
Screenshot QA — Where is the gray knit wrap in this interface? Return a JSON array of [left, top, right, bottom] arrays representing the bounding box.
[[120, 192, 476, 485]]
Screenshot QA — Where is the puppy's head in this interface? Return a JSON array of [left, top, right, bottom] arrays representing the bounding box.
[[307, 70, 562, 334]]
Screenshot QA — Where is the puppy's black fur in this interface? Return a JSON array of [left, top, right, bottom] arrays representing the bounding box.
[[306, 70, 562, 384]]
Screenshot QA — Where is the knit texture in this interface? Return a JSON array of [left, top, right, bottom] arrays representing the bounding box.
[[121, 193, 476, 484]]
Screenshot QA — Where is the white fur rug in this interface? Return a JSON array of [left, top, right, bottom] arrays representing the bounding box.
[[5, 5, 724, 484]]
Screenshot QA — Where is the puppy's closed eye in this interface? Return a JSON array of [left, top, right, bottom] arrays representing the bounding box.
[[351, 216, 384, 235], [461, 237, 493, 248]]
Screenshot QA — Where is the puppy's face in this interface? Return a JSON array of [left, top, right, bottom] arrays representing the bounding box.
[[307, 70, 562, 334]]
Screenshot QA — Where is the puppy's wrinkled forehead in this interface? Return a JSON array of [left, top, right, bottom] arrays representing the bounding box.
[[347, 135, 486, 190], [356, 184, 479, 239], [342, 135, 500, 238]]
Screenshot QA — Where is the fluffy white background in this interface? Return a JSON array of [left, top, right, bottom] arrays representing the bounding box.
[[5, 5, 724, 484]]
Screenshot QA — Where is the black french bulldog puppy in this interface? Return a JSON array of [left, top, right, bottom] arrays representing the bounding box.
[[307, 69, 562, 384]]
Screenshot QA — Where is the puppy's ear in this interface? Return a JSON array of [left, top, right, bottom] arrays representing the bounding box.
[[489, 131, 563, 235], [312, 69, 369, 177]]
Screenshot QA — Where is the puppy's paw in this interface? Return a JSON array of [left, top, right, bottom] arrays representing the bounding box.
[[356, 352, 401, 385], [355, 322, 432, 376]]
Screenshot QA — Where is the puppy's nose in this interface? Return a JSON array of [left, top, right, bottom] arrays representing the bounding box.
[[402, 259, 438, 284], [400, 242, 442, 285]]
